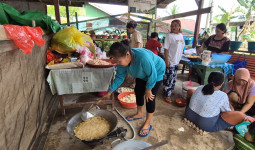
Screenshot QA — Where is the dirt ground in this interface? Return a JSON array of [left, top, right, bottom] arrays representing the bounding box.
[[43, 70, 234, 150]]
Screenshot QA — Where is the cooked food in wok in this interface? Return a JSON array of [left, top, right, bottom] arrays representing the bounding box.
[[120, 94, 136, 103], [88, 59, 111, 65], [74, 116, 110, 140]]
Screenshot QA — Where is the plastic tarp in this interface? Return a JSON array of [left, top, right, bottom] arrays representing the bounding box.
[[0, 2, 61, 33]]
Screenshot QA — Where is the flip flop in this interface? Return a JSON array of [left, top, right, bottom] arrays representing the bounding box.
[[164, 97, 172, 104], [125, 115, 143, 121], [138, 125, 152, 137]]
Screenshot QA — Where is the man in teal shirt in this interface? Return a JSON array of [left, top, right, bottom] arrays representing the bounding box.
[[102, 40, 165, 137]]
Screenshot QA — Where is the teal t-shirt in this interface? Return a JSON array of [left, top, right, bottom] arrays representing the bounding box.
[[109, 48, 165, 92]]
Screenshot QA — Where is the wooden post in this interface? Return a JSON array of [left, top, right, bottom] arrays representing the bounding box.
[[66, 0, 70, 26], [54, 0, 61, 24], [75, 12, 79, 29], [192, 0, 205, 48]]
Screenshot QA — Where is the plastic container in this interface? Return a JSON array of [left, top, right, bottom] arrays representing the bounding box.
[[117, 92, 137, 109], [201, 50, 211, 65], [230, 41, 242, 51], [182, 81, 200, 98], [98, 91, 108, 97], [248, 41, 255, 52], [176, 98, 187, 107], [235, 122, 251, 136], [211, 54, 232, 64], [184, 38, 193, 45]]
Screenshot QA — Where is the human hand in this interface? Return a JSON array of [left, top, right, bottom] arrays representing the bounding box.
[[145, 90, 155, 102]]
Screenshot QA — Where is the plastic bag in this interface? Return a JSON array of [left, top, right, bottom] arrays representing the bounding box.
[[76, 45, 94, 65], [24, 26, 45, 46], [4, 25, 34, 54], [50, 26, 94, 54], [3, 25, 46, 54]]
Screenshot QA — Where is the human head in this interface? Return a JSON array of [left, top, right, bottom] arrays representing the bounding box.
[[108, 40, 132, 66], [151, 32, 159, 39], [126, 21, 137, 34], [170, 19, 182, 34], [202, 71, 225, 95], [234, 68, 250, 86], [215, 23, 227, 36], [244, 122, 255, 143]]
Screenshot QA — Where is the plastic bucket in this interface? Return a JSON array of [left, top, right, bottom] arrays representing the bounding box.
[[248, 41, 255, 52], [230, 41, 242, 51], [185, 38, 193, 45], [182, 81, 200, 98]]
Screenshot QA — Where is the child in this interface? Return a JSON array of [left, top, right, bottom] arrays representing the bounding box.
[[145, 32, 162, 55], [233, 122, 255, 150], [163, 19, 185, 103]]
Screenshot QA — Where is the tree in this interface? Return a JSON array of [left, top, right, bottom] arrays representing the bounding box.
[[165, 4, 179, 16]]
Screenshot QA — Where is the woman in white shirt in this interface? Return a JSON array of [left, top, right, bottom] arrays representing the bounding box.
[[163, 19, 185, 103]]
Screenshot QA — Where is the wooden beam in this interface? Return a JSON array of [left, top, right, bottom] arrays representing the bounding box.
[[157, 7, 211, 21], [192, 0, 205, 48], [66, 0, 70, 26], [54, 0, 61, 24]]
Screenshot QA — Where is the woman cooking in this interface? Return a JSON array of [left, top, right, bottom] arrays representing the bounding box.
[[198, 23, 230, 53], [102, 40, 165, 137]]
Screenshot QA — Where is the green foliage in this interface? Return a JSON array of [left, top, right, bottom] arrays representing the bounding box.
[[165, 4, 179, 16], [47, 5, 85, 19]]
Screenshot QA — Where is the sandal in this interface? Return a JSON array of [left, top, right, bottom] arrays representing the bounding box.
[[164, 97, 172, 104], [138, 125, 152, 137], [126, 115, 143, 121]]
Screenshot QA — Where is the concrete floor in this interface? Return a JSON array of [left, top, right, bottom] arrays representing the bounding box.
[[43, 70, 234, 150]]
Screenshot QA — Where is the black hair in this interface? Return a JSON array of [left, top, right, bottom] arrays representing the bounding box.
[[126, 21, 137, 29], [151, 32, 158, 38], [249, 122, 255, 136], [202, 72, 225, 95], [216, 23, 227, 33], [108, 40, 131, 58]]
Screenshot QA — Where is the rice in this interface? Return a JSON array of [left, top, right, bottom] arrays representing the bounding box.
[[74, 116, 110, 140]]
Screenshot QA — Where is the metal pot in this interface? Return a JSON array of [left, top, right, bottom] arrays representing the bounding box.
[[66, 109, 126, 147]]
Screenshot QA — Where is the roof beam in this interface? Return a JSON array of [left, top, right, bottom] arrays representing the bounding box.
[[157, 7, 211, 21]]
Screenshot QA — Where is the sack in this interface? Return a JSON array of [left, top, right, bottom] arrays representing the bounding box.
[[233, 54, 246, 74]]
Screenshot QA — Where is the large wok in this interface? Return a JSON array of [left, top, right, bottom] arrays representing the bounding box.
[[66, 109, 120, 147]]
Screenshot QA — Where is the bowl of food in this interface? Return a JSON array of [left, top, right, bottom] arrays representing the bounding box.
[[87, 59, 116, 68], [117, 92, 137, 109], [211, 54, 232, 64], [175, 98, 187, 107], [185, 55, 201, 62]]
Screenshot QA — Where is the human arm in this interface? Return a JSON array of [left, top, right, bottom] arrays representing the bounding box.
[[197, 36, 211, 53], [142, 58, 158, 101], [137, 42, 142, 48], [221, 40, 230, 52], [163, 35, 170, 67], [220, 94, 232, 112], [240, 95, 255, 114], [108, 65, 127, 93], [134, 31, 143, 48]]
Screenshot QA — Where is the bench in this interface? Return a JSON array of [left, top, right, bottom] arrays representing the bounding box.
[[227, 53, 255, 80]]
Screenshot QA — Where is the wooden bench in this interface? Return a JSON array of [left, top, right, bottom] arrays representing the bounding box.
[[227, 53, 255, 80]]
